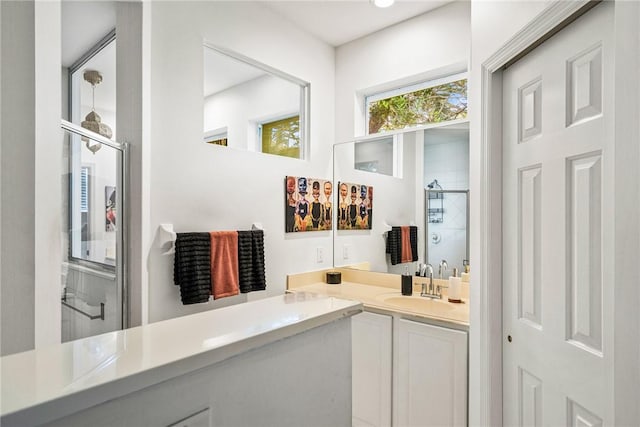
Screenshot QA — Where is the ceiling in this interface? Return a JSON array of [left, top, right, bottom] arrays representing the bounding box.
[[62, 0, 454, 113], [262, 0, 452, 47], [62, 1, 453, 68]]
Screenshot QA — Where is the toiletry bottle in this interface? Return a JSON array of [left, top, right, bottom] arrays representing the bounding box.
[[461, 260, 470, 283], [402, 266, 413, 296], [448, 267, 462, 303]]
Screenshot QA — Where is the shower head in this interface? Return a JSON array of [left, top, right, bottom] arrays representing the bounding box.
[[427, 179, 442, 190]]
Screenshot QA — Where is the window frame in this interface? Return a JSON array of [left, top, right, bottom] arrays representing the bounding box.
[[364, 71, 468, 135]]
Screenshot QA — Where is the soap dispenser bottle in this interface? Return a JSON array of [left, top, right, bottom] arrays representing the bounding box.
[[402, 266, 413, 296], [448, 267, 462, 303]]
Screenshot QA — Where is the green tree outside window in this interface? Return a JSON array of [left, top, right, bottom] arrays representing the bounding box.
[[261, 115, 300, 158], [368, 79, 467, 134]]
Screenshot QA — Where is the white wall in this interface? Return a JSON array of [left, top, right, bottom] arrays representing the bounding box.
[[1, 0, 62, 355], [468, 1, 551, 425], [147, 1, 335, 322], [335, 1, 470, 141], [1, 0, 37, 355]]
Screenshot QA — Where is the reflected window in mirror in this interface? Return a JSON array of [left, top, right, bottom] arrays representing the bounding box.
[[366, 72, 467, 135], [203, 44, 309, 159], [354, 135, 398, 177], [205, 127, 228, 146]]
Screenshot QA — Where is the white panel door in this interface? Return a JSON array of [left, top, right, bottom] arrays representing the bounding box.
[[352, 311, 392, 427], [502, 3, 613, 426], [394, 319, 468, 427]]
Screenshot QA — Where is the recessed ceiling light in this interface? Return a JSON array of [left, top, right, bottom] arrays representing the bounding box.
[[371, 0, 395, 8]]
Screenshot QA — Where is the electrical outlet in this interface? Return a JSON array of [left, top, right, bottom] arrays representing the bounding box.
[[316, 247, 324, 263], [343, 244, 350, 260]]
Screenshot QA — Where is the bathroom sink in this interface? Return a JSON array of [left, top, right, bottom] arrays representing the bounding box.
[[376, 294, 457, 312]]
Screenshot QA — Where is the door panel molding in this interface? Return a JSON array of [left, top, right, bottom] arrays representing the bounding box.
[[518, 165, 542, 329], [566, 152, 602, 355]]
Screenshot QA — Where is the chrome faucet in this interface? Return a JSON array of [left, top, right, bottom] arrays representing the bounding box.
[[420, 264, 434, 297], [439, 259, 448, 280]]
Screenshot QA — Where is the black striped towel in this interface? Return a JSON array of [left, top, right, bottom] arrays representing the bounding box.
[[174, 232, 211, 305], [237, 229, 266, 293]]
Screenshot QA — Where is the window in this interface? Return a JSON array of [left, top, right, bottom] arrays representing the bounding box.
[[366, 74, 467, 135], [260, 115, 300, 158], [203, 44, 310, 159]]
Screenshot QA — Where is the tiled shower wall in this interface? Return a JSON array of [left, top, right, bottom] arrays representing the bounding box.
[[423, 133, 469, 275]]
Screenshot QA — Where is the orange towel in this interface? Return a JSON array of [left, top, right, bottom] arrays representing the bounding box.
[[209, 231, 239, 299], [400, 226, 412, 263]]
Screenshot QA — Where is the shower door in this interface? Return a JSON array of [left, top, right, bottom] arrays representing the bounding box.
[[424, 189, 469, 277], [61, 120, 128, 342]]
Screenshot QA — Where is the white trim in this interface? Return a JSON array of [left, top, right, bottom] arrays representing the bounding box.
[[63, 261, 116, 281], [203, 126, 228, 143], [366, 71, 468, 104], [336, 118, 470, 146], [477, 1, 599, 426]]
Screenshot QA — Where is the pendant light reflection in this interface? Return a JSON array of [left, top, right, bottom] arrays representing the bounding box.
[[81, 70, 113, 154], [371, 0, 394, 8]]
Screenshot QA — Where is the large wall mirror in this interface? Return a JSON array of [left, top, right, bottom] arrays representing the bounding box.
[[333, 120, 470, 278], [202, 44, 310, 159]]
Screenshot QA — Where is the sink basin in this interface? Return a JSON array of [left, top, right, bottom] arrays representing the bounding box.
[[376, 294, 457, 312]]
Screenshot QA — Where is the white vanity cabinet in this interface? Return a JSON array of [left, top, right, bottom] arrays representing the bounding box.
[[394, 318, 468, 427], [352, 311, 393, 427], [352, 312, 468, 427]]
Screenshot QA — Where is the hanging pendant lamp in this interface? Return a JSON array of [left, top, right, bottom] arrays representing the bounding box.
[[81, 70, 113, 153]]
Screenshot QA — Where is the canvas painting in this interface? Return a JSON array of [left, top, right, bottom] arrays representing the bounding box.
[[285, 176, 333, 232], [105, 186, 116, 232], [337, 181, 373, 230]]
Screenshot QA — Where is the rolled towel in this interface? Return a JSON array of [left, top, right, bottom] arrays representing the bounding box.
[[210, 231, 240, 299], [173, 232, 211, 305]]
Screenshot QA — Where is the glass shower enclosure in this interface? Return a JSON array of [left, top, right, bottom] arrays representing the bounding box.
[[424, 189, 469, 276], [61, 120, 128, 342]]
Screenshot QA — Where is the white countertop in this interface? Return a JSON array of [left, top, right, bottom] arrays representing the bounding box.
[[0, 293, 362, 424]]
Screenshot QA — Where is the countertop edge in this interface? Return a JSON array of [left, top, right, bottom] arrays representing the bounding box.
[[1, 298, 363, 426], [288, 283, 470, 331]]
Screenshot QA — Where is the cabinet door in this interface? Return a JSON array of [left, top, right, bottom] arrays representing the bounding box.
[[395, 319, 467, 427], [352, 311, 392, 427]]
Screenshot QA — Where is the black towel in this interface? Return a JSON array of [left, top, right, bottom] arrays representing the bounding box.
[[385, 226, 418, 266], [237, 229, 266, 293], [174, 232, 211, 305], [409, 226, 418, 263]]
